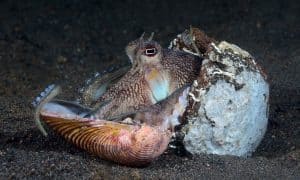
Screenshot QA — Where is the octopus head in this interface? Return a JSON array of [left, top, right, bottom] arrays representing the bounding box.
[[137, 40, 162, 65], [125, 33, 162, 67]]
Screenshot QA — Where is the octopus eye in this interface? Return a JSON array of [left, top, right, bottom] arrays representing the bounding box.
[[145, 47, 157, 56]]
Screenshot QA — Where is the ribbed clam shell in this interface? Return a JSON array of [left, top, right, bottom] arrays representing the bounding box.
[[40, 111, 171, 167]]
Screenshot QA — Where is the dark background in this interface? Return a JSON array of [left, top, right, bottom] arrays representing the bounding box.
[[0, 0, 299, 179]]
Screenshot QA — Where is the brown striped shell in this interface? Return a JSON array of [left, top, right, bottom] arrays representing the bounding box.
[[40, 111, 171, 167]]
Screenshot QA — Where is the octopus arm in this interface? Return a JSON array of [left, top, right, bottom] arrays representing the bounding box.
[[82, 66, 130, 106]]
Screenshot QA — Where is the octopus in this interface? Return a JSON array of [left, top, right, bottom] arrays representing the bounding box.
[[34, 31, 205, 167]]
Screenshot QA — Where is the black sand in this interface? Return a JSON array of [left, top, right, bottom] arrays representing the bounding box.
[[0, 0, 299, 179]]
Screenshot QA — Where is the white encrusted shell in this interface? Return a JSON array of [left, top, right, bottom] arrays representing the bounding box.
[[183, 41, 269, 157]]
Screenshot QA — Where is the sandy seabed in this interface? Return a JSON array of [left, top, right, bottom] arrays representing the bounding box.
[[0, 0, 299, 179]]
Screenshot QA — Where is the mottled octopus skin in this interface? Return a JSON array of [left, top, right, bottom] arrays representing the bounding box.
[[92, 39, 202, 119]]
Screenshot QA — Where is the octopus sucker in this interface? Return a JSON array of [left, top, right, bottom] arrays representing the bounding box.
[[34, 84, 61, 136]]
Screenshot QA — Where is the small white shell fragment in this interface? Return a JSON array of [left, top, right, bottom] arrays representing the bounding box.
[[182, 41, 269, 157]]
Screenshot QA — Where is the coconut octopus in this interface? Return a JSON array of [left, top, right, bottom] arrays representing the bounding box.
[[34, 27, 269, 166], [34, 32, 203, 166]]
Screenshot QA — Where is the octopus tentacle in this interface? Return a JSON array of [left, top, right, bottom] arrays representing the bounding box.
[[80, 66, 130, 106], [33, 84, 61, 136]]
